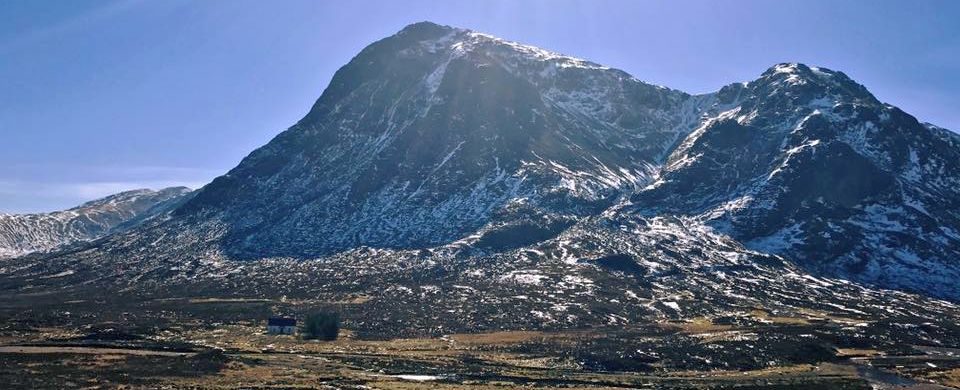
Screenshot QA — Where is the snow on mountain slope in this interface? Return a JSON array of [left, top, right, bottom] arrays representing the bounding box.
[[6, 203, 958, 351], [0, 187, 192, 259], [631, 63, 960, 299], [3, 20, 960, 337], [170, 21, 705, 258]]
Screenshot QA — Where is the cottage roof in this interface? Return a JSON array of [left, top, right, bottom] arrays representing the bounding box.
[[268, 317, 296, 327]]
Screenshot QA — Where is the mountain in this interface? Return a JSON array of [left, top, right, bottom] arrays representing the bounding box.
[[630, 63, 960, 299], [0, 187, 192, 259], [2, 21, 959, 341], [168, 23, 957, 301], [175, 21, 703, 259]]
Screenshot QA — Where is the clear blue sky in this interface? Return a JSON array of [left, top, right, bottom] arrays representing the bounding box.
[[1, 0, 958, 213]]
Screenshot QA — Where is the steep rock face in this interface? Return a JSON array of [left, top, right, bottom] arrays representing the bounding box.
[[0, 187, 192, 259], [176, 22, 701, 258], [632, 63, 960, 299]]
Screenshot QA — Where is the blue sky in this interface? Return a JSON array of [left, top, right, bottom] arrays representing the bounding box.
[[1, 0, 958, 213]]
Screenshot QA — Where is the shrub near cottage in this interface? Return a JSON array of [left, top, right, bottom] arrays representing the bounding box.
[[303, 311, 340, 341]]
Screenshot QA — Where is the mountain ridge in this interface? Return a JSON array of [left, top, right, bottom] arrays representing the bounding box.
[[2, 20, 959, 324], [628, 61, 960, 299], [0, 187, 192, 259]]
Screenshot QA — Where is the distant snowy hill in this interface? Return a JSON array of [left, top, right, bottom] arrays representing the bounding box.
[[0, 187, 191, 259], [2, 22, 959, 337]]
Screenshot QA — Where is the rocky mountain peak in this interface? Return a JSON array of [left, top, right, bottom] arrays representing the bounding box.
[[175, 22, 699, 258], [631, 60, 960, 299], [749, 63, 879, 110], [394, 21, 609, 70], [396, 21, 455, 36]]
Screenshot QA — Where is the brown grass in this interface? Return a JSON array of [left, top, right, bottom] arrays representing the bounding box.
[[835, 348, 883, 357], [925, 368, 960, 388]]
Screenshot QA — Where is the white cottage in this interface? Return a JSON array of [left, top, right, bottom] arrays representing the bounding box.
[[267, 317, 297, 334]]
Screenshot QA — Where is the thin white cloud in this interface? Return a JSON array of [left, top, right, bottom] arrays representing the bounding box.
[[0, 161, 223, 213]]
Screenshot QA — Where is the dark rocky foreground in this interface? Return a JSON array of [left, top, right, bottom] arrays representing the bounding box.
[[2, 215, 960, 387], [1, 290, 958, 389]]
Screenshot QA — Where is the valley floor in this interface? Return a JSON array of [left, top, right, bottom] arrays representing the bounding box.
[[1, 295, 958, 389]]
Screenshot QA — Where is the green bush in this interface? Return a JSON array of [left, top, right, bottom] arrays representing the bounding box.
[[302, 311, 339, 341]]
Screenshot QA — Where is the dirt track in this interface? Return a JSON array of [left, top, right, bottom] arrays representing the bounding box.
[[0, 345, 195, 357]]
